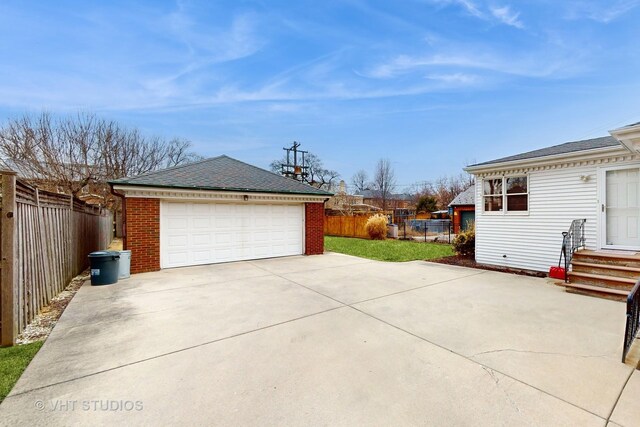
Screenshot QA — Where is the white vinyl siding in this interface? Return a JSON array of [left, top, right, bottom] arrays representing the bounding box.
[[475, 165, 599, 272]]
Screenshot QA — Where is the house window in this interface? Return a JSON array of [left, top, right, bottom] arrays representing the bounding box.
[[483, 176, 528, 213], [483, 178, 503, 212], [506, 176, 528, 211]]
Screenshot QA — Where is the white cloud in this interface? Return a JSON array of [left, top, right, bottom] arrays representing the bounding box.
[[566, 0, 640, 23], [425, 0, 483, 18], [453, 0, 484, 18], [424, 0, 524, 28], [426, 73, 478, 84], [165, 10, 264, 63], [490, 5, 524, 29], [364, 46, 584, 81]]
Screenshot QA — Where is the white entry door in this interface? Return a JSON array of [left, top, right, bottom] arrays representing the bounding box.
[[160, 201, 304, 268], [605, 167, 640, 249]]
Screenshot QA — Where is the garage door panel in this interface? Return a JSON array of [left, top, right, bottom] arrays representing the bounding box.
[[166, 203, 188, 214], [167, 217, 188, 230], [167, 234, 189, 248], [192, 233, 211, 246], [192, 203, 210, 214], [167, 251, 189, 266], [192, 217, 211, 229], [161, 202, 304, 268], [192, 250, 211, 263]]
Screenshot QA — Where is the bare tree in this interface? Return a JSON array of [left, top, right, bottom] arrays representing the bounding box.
[[351, 169, 369, 193], [410, 173, 475, 209], [372, 158, 396, 210], [270, 151, 340, 191], [0, 112, 201, 206]]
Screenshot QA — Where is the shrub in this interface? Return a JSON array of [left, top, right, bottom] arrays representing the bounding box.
[[452, 223, 475, 256], [365, 214, 388, 240]]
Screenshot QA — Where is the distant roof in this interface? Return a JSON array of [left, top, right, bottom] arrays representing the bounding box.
[[356, 189, 413, 200], [110, 155, 332, 196], [468, 136, 621, 168], [0, 158, 38, 178], [449, 186, 475, 207]]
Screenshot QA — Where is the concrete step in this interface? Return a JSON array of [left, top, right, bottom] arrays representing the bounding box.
[[567, 271, 636, 291], [571, 261, 640, 279], [572, 250, 640, 268], [560, 282, 629, 302]]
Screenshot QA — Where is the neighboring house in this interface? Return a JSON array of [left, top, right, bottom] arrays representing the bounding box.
[[448, 186, 475, 233], [325, 181, 381, 214], [109, 155, 332, 274], [465, 122, 640, 299], [356, 189, 414, 209]]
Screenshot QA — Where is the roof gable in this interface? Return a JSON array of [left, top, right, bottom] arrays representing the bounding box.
[[109, 155, 332, 196]]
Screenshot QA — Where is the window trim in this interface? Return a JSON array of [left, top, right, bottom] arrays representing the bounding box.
[[481, 174, 529, 216]]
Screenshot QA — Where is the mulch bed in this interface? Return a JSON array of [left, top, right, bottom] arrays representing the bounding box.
[[16, 270, 89, 345], [430, 255, 547, 278]]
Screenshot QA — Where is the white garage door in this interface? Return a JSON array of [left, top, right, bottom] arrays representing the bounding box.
[[160, 201, 304, 268]]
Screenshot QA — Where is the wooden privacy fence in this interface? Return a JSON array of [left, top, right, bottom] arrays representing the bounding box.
[[1, 172, 113, 345], [324, 214, 372, 239]]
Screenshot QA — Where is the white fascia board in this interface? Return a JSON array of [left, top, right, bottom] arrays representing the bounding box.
[[111, 185, 329, 204], [463, 145, 627, 175], [610, 123, 640, 153]]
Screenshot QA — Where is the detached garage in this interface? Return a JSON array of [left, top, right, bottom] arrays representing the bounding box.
[[109, 155, 331, 274]]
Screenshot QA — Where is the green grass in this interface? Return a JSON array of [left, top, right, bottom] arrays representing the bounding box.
[[0, 341, 43, 402], [325, 236, 454, 262]]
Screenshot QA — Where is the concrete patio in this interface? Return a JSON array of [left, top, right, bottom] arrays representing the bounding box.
[[0, 253, 638, 426]]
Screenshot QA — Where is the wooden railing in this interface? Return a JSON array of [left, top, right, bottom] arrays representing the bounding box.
[[1, 172, 113, 345]]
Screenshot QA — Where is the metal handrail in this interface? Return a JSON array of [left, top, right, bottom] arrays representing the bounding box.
[[622, 279, 640, 363], [560, 219, 587, 283]]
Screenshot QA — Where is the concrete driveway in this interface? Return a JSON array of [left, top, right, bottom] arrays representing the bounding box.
[[1, 253, 638, 426]]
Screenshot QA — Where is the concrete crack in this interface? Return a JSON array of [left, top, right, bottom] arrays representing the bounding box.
[[482, 366, 522, 416]]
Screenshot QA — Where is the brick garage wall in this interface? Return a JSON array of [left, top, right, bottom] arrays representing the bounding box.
[[305, 203, 324, 255], [125, 198, 160, 273]]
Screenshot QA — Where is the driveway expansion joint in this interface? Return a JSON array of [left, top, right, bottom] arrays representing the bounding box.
[[605, 367, 636, 425], [348, 270, 488, 305], [4, 306, 346, 399]]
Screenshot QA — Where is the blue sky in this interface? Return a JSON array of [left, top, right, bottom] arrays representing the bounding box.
[[1, 0, 640, 191]]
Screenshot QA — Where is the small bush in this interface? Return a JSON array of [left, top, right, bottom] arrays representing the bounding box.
[[452, 223, 475, 256], [365, 214, 388, 240]]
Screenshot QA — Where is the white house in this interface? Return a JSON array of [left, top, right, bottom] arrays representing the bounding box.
[[465, 122, 640, 298]]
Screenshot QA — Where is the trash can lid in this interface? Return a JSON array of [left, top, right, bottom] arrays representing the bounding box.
[[88, 251, 120, 258]]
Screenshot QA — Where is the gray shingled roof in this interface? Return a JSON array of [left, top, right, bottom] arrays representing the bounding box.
[[448, 186, 475, 207], [621, 121, 640, 128], [355, 189, 414, 200], [109, 155, 332, 196], [468, 136, 621, 168]]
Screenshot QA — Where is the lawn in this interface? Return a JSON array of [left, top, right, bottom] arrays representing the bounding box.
[[325, 236, 454, 262], [0, 341, 43, 402]]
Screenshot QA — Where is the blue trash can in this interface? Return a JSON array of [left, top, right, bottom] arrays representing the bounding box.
[[88, 251, 120, 286]]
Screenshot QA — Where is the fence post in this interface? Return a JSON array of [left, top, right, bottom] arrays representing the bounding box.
[[68, 195, 74, 281], [1, 171, 18, 346], [35, 188, 53, 302]]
